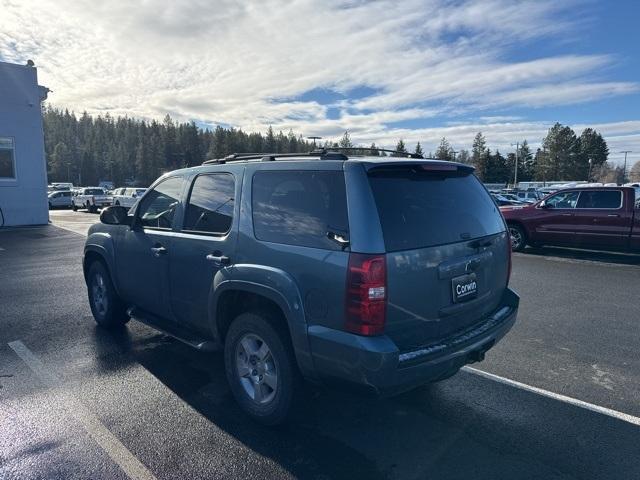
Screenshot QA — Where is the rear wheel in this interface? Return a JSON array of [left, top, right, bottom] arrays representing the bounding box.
[[87, 261, 129, 328], [224, 312, 297, 425], [72, 203, 78, 211], [508, 224, 526, 252]]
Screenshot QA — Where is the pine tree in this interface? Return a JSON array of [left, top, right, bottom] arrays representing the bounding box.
[[338, 131, 353, 148], [394, 139, 407, 156], [577, 128, 608, 180], [472, 132, 487, 175], [542, 123, 580, 180], [435, 137, 453, 161], [414, 142, 424, 157], [457, 149, 470, 164]]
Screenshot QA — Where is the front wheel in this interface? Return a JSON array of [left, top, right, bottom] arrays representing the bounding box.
[[72, 203, 78, 211], [87, 261, 129, 328], [224, 312, 298, 425], [508, 224, 527, 252]]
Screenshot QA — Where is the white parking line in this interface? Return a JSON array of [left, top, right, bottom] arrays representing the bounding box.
[[464, 366, 640, 427], [8, 340, 158, 480]]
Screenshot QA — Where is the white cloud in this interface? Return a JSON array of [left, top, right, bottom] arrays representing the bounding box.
[[0, 0, 638, 160]]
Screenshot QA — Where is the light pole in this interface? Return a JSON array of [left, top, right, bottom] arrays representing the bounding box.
[[307, 136, 322, 148], [620, 150, 632, 183], [452, 150, 458, 161], [511, 142, 519, 188], [587, 158, 592, 182]]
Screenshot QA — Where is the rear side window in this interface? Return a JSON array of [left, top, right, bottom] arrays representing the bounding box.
[[252, 170, 349, 250], [183, 174, 235, 235], [576, 190, 622, 209], [85, 188, 104, 195], [368, 168, 505, 251]]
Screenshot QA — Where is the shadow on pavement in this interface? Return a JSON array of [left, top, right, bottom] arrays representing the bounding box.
[[94, 327, 640, 480], [518, 245, 640, 266]]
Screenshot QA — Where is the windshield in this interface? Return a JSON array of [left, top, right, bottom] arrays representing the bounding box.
[[368, 168, 505, 251], [85, 188, 104, 195]]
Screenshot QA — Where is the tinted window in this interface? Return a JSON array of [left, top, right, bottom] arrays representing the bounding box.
[[576, 190, 622, 209], [545, 191, 579, 208], [368, 168, 505, 251], [85, 188, 104, 195], [183, 174, 235, 234], [137, 176, 184, 229], [252, 170, 349, 250]]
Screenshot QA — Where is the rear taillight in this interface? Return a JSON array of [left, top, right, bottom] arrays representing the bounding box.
[[345, 253, 386, 336]]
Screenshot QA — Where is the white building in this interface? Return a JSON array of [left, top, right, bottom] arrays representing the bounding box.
[[0, 61, 49, 226]]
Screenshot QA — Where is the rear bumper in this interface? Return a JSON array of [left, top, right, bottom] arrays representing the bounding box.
[[307, 288, 519, 395]]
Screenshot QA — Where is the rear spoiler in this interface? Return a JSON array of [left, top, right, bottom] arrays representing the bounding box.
[[364, 160, 475, 175]]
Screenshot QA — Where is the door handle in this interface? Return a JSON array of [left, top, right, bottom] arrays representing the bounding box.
[[607, 214, 620, 217], [150, 246, 167, 257], [206, 254, 231, 266], [560, 213, 573, 216]]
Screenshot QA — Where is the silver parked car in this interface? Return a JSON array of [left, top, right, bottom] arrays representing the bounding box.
[[48, 190, 74, 209]]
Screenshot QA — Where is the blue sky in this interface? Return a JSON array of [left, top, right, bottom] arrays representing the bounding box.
[[1, 0, 639, 165]]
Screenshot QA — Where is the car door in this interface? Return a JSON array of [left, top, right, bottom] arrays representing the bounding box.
[[168, 168, 241, 332], [533, 190, 580, 245], [115, 175, 186, 319], [573, 189, 628, 249]]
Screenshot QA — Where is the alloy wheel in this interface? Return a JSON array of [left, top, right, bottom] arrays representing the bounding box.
[[91, 273, 108, 317], [235, 333, 278, 405]]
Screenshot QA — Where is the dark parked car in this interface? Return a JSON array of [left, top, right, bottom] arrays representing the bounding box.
[[501, 186, 640, 252], [82, 150, 519, 424]]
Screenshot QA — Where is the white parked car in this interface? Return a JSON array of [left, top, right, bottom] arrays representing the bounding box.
[[72, 187, 112, 213], [111, 188, 147, 208], [48, 190, 74, 209]]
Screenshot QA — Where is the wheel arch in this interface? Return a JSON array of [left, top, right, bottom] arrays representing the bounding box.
[[210, 277, 316, 380], [83, 243, 121, 296]]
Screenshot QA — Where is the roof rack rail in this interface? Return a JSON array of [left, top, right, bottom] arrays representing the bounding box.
[[201, 146, 423, 165], [320, 147, 424, 159], [202, 150, 348, 165]]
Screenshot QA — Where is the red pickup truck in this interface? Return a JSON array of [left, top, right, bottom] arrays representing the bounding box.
[[501, 186, 640, 252]]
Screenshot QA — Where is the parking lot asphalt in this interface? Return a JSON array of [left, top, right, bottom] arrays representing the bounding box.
[[1, 212, 639, 479]]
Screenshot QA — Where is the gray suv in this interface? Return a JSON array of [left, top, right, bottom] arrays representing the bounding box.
[[83, 149, 519, 424]]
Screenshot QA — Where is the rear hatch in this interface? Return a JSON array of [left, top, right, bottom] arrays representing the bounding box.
[[366, 163, 510, 352]]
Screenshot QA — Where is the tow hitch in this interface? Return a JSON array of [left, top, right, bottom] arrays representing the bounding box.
[[467, 340, 495, 363]]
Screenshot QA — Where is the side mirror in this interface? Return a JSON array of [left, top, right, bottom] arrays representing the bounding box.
[[539, 201, 552, 209], [100, 206, 132, 226]]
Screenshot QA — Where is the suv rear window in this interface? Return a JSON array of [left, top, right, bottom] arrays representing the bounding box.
[[252, 170, 349, 250], [368, 167, 505, 251]]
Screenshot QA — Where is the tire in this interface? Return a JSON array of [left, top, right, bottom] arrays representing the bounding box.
[[72, 203, 78, 211], [508, 224, 527, 252], [48, 202, 52, 210], [87, 261, 130, 328], [224, 312, 298, 425]]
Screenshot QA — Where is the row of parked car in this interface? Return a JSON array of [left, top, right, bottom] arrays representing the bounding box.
[[47, 185, 147, 212]]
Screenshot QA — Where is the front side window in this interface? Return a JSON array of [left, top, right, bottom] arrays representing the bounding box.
[[0, 137, 15, 179], [183, 174, 235, 235], [545, 191, 580, 209], [576, 190, 622, 209], [137, 176, 184, 229], [252, 170, 349, 250]]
